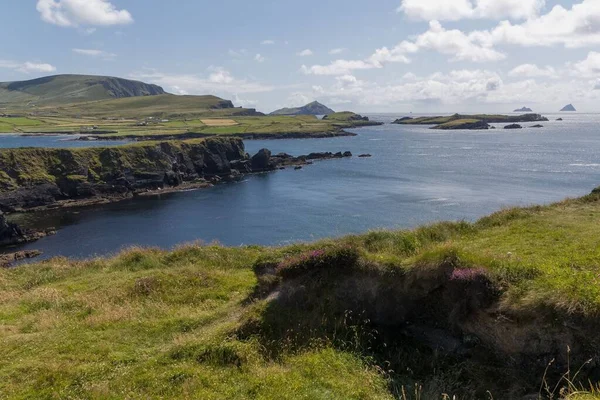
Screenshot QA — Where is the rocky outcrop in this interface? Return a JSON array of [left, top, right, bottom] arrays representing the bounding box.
[[504, 124, 523, 129], [531, 124, 544, 128], [0, 250, 42, 267], [434, 120, 490, 130], [0, 139, 356, 212], [514, 107, 532, 112], [0, 213, 53, 247]]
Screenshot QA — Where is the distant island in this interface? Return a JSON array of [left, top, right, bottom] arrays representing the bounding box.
[[393, 113, 549, 130], [514, 107, 532, 112], [560, 104, 576, 112], [270, 101, 335, 116]]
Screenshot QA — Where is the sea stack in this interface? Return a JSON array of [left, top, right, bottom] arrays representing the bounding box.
[[560, 104, 576, 112]]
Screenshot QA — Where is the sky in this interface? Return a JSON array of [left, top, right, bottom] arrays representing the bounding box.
[[1, 0, 599, 113]]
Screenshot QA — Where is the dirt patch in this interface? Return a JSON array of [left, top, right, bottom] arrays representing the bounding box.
[[200, 119, 239, 126]]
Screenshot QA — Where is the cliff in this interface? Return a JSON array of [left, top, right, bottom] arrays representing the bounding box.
[[0, 138, 246, 212], [0, 139, 355, 212]]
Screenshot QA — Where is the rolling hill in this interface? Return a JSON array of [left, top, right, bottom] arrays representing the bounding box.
[[52, 94, 246, 118], [270, 101, 334, 116], [0, 74, 165, 106]]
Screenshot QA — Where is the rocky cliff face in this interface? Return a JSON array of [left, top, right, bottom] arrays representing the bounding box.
[[0, 139, 355, 212], [0, 138, 246, 212]]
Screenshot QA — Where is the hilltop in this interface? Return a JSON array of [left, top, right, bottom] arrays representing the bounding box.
[[270, 101, 334, 116], [0, 74, 165, 106]]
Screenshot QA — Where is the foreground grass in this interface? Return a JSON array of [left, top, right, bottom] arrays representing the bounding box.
[[1, 189, 600, 398]]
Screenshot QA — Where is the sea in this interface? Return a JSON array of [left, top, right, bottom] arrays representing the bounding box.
[[5, 113, 600, 260]]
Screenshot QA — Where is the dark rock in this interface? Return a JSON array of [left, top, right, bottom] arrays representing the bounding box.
[[556, 118, 563, 121], [504, 124, 523, 129], [0, 213, 54, 248], [294, 166, 303, 170], [531, 124, 544, 128], [435, 120, 490, 130], [251, 148, 274, 171], [0, 213, 26, 247], [358, 154, 372, 158]]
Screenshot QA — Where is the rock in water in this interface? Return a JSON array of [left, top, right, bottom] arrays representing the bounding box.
[[0, 213, 25, 247], [560, 104, 576, 112], [504, 124, 523, 129], [531, 124, 544, 128], [251, 149, 273, 171], [514, 107, 533, 112], [0, 250, 42, 267]]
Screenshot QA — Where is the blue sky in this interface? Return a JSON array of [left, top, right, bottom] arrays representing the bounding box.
[[1, 0, 599, 112]]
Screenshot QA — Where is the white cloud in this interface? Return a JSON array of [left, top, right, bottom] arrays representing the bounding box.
[[508, 64, 557, 78], [486, 0, 600, 48], [0, 60, 57, 74], [36, 0, 133, 27], [130, 68, 274, 96], [329, 48, 346, 55], [72, 48, 116, 59], [405, 21, 506, 62], [297, 67, 600, 110], [398, 0, 545, 21], [301, 59, 383, 76], [261, 40, 275, 45], [570, 52, 600, 78], [254, 53, 265, 63], [228, 49, 247, 58], [297, 49, 313, 57], [303, 20, 504, 76]]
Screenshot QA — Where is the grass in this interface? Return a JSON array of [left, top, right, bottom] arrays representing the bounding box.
[[0, 117, 43, 132], [0, 113, 374, 140], [2, 189, 600, 398]]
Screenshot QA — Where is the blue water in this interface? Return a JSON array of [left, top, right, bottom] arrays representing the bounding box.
[[0, 134, 130, 148], [8, 113, 600, 260]]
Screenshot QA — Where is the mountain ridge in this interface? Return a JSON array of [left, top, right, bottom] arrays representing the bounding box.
[[0, 74, 166, 106]]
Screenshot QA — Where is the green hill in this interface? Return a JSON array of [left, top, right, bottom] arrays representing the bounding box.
[[51, 94, 247, 118], [270, 101, 334, 116], [0, 74, 165, 107]]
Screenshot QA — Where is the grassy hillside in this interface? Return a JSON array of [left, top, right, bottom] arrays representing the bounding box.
[[2, 189, 600, 398], [0, 113, 376, 140], [48, 94, 241, 119], [0, 75, 165, 107]]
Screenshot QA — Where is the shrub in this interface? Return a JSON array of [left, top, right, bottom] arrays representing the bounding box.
[[276, 246, 360, 279]]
